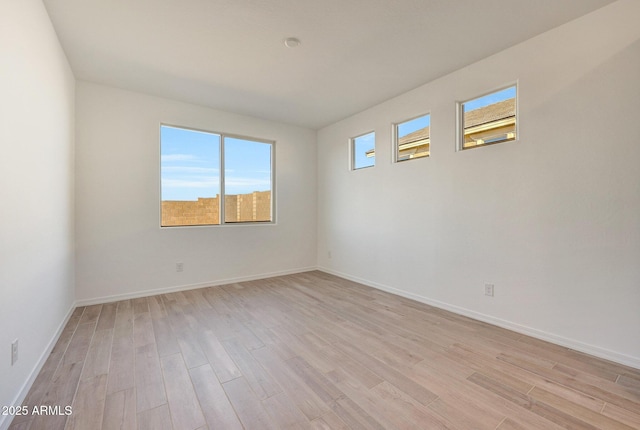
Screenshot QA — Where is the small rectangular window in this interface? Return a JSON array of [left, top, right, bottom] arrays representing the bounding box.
[[395, 114, 430, 162], [161, 126, 221, 226], [351, 132, 375, 170], [160, 125, 274, 227], [224, 137, 272, 223], [459, 85, 517, 150]]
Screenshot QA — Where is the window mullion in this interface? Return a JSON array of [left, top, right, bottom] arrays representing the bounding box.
[[220, 134, 226, 225]]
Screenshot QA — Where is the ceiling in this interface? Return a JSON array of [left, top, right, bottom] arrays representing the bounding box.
[[43, 0, 613, 130]]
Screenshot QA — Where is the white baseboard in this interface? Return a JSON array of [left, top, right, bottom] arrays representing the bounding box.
[[4, 264, 635, 430], [75, 266, 318, 306], [318, 267, 640, 370], [1, 266, 318, 430], [0, 304, 77, 430]]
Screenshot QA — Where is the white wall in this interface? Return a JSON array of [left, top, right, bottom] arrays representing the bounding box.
[[75, 82, 317, 303], [317, 0, 640, 367], [0, 0, 76, 426]]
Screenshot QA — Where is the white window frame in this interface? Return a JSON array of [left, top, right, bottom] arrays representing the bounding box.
[[160, 123, 276, 227], [350, 131, 376, 171], [457, 83, 518, 152], [393, 112, 431, 163]]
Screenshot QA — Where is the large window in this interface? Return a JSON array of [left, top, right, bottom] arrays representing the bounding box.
[[351, 131, 375, 170], [459, 85, 517, 150], [161, 125, 273, 227], [395, 113, 430, 162]]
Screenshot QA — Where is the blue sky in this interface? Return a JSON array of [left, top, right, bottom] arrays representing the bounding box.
[[464, 86, 516, 112], [224, 137, 271, 195], [353, 115, 431, 169], [353, 132, 375, 169], [398, 113, 430, 138], [161, 126, 271, 201]]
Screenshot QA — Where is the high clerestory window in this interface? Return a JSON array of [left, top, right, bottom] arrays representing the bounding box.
[[459, 85, 517, 150], [351, 131, 375, 170], [395, 113, 431, 162], [160, 125, 274, 227]]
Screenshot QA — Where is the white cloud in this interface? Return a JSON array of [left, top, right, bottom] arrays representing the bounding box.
[[162, 177, 219, 188], [224, 176, 271, 193]]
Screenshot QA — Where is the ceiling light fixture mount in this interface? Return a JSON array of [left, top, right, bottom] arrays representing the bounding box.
[[283, 37, 301, 48]]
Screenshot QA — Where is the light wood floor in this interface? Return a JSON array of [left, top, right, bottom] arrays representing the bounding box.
[[8, 271, 640, 430]]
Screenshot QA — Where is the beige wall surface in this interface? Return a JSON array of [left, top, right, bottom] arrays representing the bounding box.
[[75, 82, 317, 303], [0, 0, 76, 426], [317, 0, 640, 367]]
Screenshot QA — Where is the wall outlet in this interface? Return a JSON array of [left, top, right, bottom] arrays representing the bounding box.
[[484, 283, 494, 297], [176, 262, 184, 272], [328, 251, 332, 259], [11, 339, 18, 365]]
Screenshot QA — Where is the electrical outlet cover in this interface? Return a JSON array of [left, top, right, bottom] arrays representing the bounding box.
[[484, 284, 494, 297]]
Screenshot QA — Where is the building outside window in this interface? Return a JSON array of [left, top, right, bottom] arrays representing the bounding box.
[[160, 125, 274, 227], [395, 113, 430, 162], [459, 85, 517, 150]]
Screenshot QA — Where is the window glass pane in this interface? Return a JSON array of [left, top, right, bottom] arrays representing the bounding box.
[[224, 137, 272, 223], [396, 114, 430, 161], [352, 132, 375, 170], [461, 86, 516, 149], [161, 125, 220, 226]]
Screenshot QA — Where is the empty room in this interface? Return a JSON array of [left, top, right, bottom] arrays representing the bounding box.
[[1, 0, 639, 429]]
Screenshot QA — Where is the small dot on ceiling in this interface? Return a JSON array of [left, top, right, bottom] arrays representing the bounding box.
[[284, 37, 301, 48]]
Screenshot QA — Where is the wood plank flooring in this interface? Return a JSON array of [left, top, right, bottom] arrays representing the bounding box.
[[8, 271, 640, 429]]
